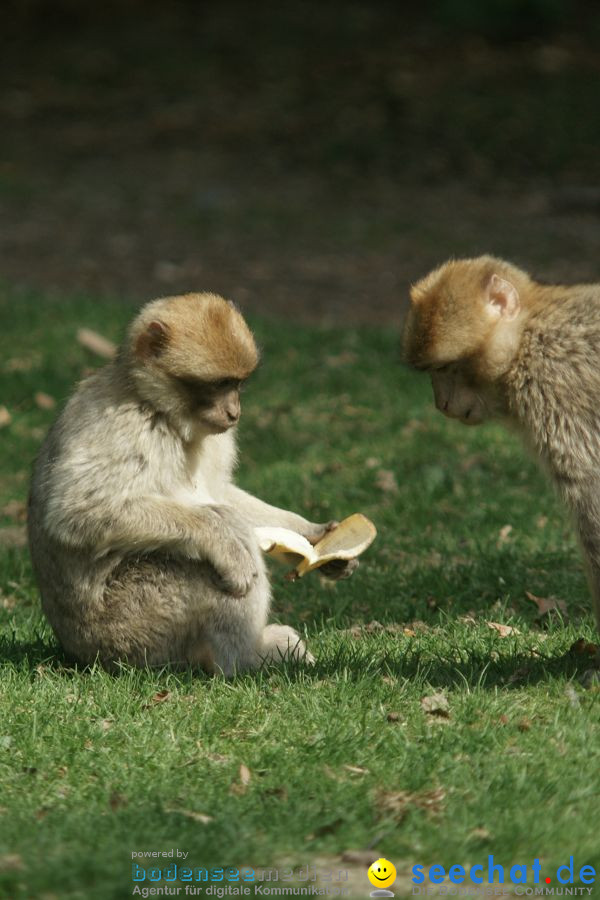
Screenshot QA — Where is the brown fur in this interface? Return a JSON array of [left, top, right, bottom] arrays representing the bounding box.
[[405, 256, 533, 372], [130, 293, 259, 381], [403, 255, 600, 631]]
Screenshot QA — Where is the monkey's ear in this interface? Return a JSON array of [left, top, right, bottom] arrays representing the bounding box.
[[135, 320, 171, 358], [486, 274, 520, 321]]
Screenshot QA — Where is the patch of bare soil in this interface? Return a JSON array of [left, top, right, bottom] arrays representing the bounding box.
[[2, 2, 600, 322]]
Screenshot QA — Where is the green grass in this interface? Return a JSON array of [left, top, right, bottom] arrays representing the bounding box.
[[1, 286, 599, 899]]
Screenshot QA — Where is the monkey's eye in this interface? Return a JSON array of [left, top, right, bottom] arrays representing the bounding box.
[[213, 378, 241, 391], [175, 375, 208, 391]]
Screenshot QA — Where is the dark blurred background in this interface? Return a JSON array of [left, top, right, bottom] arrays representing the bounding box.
[[2, 0, 600, 322]]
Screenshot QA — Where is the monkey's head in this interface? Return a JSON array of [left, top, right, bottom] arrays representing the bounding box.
[[127, 293, 259, 438], [403, 256, 530, 425]]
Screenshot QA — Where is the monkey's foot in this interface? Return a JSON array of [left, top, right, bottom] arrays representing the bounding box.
[[259, 624, 314, 665]]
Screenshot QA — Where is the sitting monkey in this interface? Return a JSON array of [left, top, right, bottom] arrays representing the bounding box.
[[28, 293, 356, 672]]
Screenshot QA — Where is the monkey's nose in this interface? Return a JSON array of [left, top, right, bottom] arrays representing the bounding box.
[[226, 408, 239, 423]]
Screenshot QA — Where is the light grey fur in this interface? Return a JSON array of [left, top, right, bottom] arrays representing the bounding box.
[[28, 335, 335, 674]]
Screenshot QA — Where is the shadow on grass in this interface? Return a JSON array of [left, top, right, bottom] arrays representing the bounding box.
[[0, 632, 80, 675], [1, 631, 597, 692], [314, 641, 599, 690]]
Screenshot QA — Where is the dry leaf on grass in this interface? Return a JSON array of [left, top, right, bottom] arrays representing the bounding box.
[[375, 469, 399, 494], [469, 826, 491, 841], [496, 524, 513, 547], [0, 407, 12, 428], [525, 590, 567, 618], [5, 356, 37, 373], [34, 391, 56, 410], [77, 328, 117, 359], [325, 351, 358, 368], [230, 763, 252, 795], [1, 500, 27, 522], [143, 690, 171, 708], [421, 693, 450, 718], [0, 526, 27, 548], [342, 764, 369, 776], [0, 591, 17, 611], [378, 787, 445, 822], [0, 854, 24, 872], [164, 807, 214, 824], [486, 621, 521, 638], [570, 638, 599, 656]]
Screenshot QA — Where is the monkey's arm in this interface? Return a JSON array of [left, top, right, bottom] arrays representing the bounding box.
[[225, 485, 329, 540], [225, 486, 358, 581], [49, 495, 257, 597]]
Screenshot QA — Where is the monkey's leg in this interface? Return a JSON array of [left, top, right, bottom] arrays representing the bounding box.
[[94, 549, 314, 674], [198, 579, 314, 673], [572, 499, 600, 632], [204, 624, 314, 676], [110, 552, 272, 676]]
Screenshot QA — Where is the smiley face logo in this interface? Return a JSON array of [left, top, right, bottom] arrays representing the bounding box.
[[368, 858, 397, 890]]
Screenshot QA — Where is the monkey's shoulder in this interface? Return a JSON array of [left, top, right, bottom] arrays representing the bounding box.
[[520, 294, 600, 369], [37, 373, 183, 492]]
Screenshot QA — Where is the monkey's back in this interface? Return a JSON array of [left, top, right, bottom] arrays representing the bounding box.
[[28, 368, 192, 663], [507, 286, 600, 478]]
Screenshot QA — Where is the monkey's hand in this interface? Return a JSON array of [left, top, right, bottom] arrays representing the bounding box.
[[207, 540, 258, 597], [302, 520, 339, 546], [206, 507, 259, 598], [319, 558, 360, 581]]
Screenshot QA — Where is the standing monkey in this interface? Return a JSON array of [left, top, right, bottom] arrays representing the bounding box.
[[403, 255, 600, 630], [28, 293, 355, 673]]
